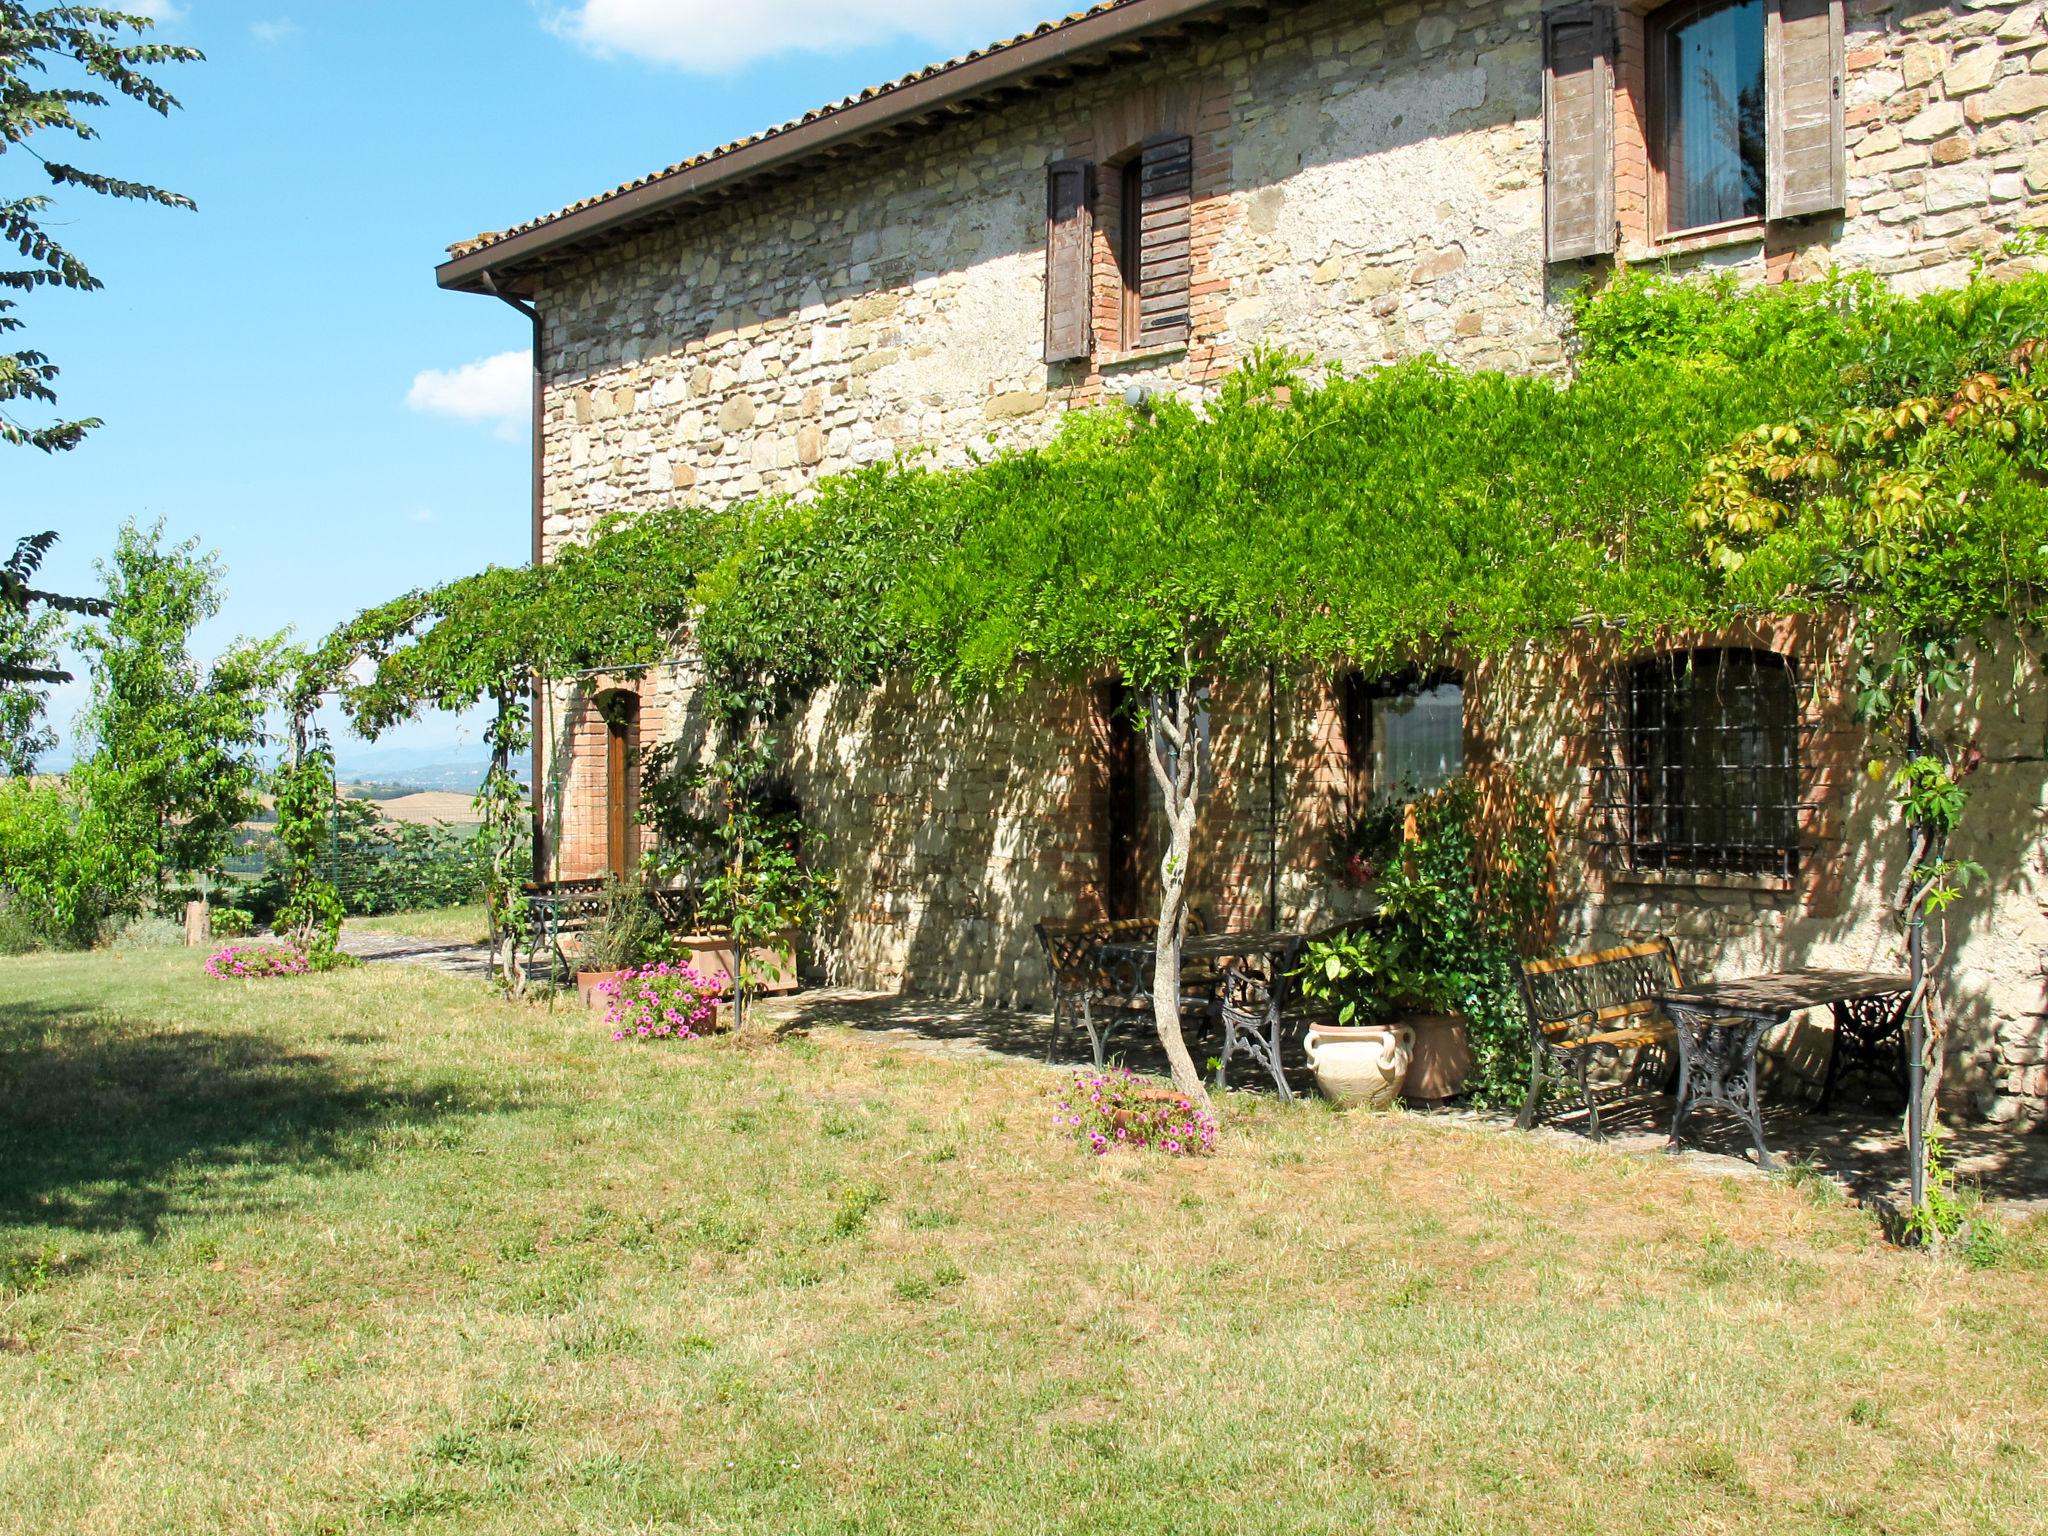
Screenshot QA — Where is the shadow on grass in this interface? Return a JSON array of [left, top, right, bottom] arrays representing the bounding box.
[[0, 1000, 489, 1243]]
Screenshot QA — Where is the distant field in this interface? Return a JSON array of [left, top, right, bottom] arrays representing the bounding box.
[[369, 791, 483, 826]]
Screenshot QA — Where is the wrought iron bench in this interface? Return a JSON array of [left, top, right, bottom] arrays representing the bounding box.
[[523, 878, 695, 981], [1515, 938, 1684, 1141], [1035, 911, 1214, 1070], [1214, 932, 1311, 1101]]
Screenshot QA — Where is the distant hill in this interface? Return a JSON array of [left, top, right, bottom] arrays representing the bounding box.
[[329, 744, 527, 795]]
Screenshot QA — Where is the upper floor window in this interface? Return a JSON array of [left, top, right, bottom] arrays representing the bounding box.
[[1542, 0, 1845, 262], [1043, 136, 1193, 364], [1654, 0, 1766, 234], [1620, 648, 1802, 877]]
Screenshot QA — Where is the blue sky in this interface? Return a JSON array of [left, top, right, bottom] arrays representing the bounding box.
[[18, 0, 1051, 765]]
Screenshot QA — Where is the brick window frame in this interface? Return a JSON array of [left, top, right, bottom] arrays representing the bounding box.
[[1048, 75, 1235, 387], [1572, 619, 1856, 914]]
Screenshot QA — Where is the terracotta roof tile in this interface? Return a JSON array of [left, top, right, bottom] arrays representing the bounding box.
[[448, 4, 1135, 262]]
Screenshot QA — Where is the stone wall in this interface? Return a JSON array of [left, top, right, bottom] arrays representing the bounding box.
[[523, 0, 2048, 1121]]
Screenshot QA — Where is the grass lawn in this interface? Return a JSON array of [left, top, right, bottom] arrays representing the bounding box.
[[345, 904, 491, 944], [1, 951, 2043, 1535]]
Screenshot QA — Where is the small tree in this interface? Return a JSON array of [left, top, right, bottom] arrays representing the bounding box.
[[269, 666, 344, 964], [72, 519, 282, 906], [895, 361, 1331, 1105]]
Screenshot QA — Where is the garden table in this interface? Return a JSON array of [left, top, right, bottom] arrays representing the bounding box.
[[1091, 928, 1308, 1098], [1657, 969, 1912, 1171]]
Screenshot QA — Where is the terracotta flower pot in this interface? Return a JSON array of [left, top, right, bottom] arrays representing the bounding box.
[[1304, 1022, 1416, 1110], [576, 969, 625, 1009], [1399, 1013, 1473, 1102], [675, 932, 800, 995]]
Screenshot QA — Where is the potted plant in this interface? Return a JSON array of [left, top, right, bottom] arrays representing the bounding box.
[[574, 872, 667, 1006], [638, 733, 839, 1031], [599, 959, 732, 1042], [1295, 925, 1433, 1108]]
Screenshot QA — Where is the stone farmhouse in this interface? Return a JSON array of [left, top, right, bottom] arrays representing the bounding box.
[[438, 0, 2048, 1123]]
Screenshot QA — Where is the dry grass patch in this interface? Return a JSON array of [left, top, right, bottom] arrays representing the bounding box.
[[0, 950, 2042, 1534]]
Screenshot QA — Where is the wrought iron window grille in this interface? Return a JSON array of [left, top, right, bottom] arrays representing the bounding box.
[[1589, 647, 1816, 879]]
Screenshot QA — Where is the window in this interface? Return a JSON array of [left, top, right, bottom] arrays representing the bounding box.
[[1542, 0, 1845, 258], [1042, 136, 1192, 364], [1619, 648, 1802, 877], [1343, 671, 1465, 800], [1654, 0, 1766, 234]]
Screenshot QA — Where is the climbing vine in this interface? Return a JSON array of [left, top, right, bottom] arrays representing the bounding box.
[[315, 267, 2048, 1150]]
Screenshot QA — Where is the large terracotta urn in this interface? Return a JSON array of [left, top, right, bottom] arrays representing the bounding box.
[[1399, 1013, 1473, 1102], [1304, 1022, 1416, 1110]]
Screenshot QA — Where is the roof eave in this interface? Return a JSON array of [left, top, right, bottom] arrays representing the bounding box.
[[435, 0, 1257, 296]]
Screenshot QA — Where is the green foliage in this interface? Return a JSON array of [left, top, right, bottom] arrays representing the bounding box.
[[2, 5, 202, 704], [639, 731, 837, 1026], [323, 798, 499, 918], [1297, 925, 1439, 1027], [1300, 774, 1555, 1104], [0, 583, 64, 762], [270, 736, 343, 967], [1, 4, 201, 454], [0, 777, 92, 947], [210, 906, 253, 938], [577, 872, 667, 974], [1898, 1126, 1973, 1251], [72, 520, 283, 908]]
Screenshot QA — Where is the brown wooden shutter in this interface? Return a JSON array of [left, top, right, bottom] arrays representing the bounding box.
[[1543, 4, 1616, 263], [1133, 134, 1193, 347], [1044, 157, 1094, 364], [1766, 0, 1845, 222]]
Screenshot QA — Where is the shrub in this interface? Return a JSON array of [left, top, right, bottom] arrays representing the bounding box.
[[1053, 1069, 1218, 1157], [0, 779, 107, 948], [111, 915, 186, 950], [579, 873, 668, 974], [211, 907, 254, 937], [601, 960, 731, 1041], [203, 942, 309, 980]]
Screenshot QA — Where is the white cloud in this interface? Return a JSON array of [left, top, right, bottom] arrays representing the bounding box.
[[406, 351, 530, 440], [129, 1, 187, 22], [251, 19, 298, 43], [545, 0, 1049, 74]]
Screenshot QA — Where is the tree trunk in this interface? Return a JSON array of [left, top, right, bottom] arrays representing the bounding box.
[[1144, 667, 1212, 1108], [488, 688, 527, 999]]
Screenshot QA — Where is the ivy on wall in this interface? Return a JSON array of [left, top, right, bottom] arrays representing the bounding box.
[[314, 267, 2048, 1119]]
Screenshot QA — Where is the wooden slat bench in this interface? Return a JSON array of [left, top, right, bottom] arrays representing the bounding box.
[[1515, 938, 1684, 1141]]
